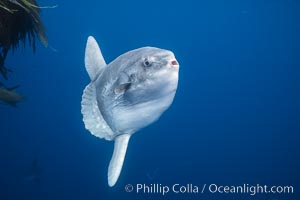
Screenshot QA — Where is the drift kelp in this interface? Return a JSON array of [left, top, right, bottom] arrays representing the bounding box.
[[0, 0, 48, 79]]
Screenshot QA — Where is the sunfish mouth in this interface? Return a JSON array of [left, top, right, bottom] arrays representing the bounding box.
[[171, 60, 178, 65], [171, 60, 179, 67]]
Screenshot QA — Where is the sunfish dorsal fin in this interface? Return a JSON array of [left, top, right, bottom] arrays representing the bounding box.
[[85, 36, 107, 80]]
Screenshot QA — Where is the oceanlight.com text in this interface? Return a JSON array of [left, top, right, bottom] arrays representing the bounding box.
[[207, 183, 294, 196]]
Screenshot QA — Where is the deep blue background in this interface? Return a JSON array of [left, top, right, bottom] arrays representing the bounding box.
[[1, 0, 299, 199]]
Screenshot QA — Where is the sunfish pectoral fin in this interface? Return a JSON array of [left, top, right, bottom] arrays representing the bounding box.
[[114, 83, 131, 94], [85, 36, 107, 80], [114, 72, 131, 94], [108, 134, 131, 187]]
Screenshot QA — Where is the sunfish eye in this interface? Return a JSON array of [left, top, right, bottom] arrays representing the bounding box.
[[143, 58, 151, 67]]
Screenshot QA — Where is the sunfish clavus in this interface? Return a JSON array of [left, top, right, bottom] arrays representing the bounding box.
[[81, 36, 179, 187]]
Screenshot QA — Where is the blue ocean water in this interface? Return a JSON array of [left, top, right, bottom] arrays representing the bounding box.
[[1, 0, 299, 199]]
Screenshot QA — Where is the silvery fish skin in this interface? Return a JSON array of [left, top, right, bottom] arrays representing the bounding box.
[[81, 36, 179, 187]]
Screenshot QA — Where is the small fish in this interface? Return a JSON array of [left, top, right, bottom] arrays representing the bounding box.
[[81, 36, 180, 187], [0, 84, 25, 107]]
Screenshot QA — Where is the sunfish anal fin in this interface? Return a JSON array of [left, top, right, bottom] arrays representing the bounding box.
[[108, 134, 131, 187]]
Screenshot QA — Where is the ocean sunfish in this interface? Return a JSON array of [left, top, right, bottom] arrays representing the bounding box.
[[81, 36, 179, 187]]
